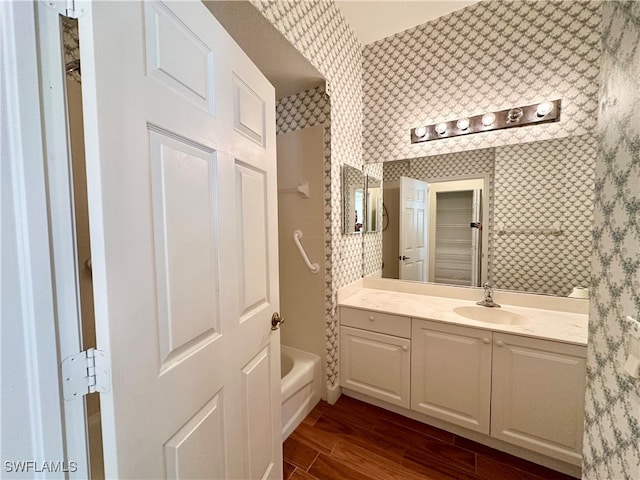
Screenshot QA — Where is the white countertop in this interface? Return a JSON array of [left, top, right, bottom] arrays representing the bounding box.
[[339, 288, 588, 346]]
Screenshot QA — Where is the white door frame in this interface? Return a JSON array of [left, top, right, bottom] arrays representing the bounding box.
[[426, 174, 490, 286], [0, 0, 69, 473], [36, 3, 93, 477]]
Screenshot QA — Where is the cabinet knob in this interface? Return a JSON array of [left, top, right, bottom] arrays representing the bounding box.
[[482, 337, 490, 344], [401, 346, 408, 351], [369, 315, 375, 321], [496, 340, 504, 347]]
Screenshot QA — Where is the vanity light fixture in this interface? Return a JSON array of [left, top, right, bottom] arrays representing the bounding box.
[[410, 99, 561, 144]]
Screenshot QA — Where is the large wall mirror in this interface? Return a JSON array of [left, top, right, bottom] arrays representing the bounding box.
[[367, 134, 597, 297]]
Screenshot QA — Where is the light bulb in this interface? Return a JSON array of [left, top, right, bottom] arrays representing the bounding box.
[[414, 126, 427, 138], [456, 118, 470, 131], [482, 113, 496, 126], [536, 101, 554, 117], [435, 123, 447, 135]]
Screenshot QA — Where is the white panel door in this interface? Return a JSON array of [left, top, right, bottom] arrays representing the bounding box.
[[79, 2, 281, 478], [399, 176, 428, 281], [411, 319, 492, 434], [491, 333, 587, 465]]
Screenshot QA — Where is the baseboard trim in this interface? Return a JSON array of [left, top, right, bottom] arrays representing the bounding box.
[[326, 383, 342, 405]]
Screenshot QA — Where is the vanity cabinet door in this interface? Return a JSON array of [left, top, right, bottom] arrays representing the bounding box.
[[411, 319, 492, 434], [491, 333, 586, 466], [340, 326, 410, 408]]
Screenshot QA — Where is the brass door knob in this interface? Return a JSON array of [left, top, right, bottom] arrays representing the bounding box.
[[271, 312, 285, 331]]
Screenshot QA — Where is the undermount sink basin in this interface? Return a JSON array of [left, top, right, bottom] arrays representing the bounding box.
[[453, 306, 529, 325]]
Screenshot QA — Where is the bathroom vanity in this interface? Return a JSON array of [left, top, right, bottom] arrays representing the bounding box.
[[338, 281, 588, 477]]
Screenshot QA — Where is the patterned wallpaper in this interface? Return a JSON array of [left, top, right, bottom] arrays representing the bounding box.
[[362, 0, 603, 163], [251, 0, 363, 387], [277, 86, 330, 135], [382, 159, 411, 183], [62, 17, 81, 84], [583, 2, 640, 478], [493, 135, 596, 295]]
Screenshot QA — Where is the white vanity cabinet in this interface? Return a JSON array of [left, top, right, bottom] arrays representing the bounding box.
[[410, 320, 586, 466], [491, 333, 587, 465], [338, 288, 589, 475], [340, 307, 411, 408], [411, 319, 492, 433]]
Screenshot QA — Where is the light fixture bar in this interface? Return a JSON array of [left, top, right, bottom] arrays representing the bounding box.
[[410, 100, 561, 144]]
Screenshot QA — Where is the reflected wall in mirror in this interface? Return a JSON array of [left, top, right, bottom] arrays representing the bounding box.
[[375, 134, 597, 296], [365, 175, 382, 233], [343, 165, 365, 234]]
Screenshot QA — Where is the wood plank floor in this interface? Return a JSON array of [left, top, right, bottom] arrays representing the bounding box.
[[283, 396, 577, 480]]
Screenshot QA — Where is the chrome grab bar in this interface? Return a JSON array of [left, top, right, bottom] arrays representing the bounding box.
[[293, 230, 320, 274]]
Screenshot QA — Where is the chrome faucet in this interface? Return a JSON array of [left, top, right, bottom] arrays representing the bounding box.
[[477, 282, 501, 308]]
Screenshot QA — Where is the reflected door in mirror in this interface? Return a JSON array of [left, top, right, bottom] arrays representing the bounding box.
[[399, 177, 429, 281]]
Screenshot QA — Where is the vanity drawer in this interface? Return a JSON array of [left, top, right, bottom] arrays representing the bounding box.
[[340, 306, 411, 338]]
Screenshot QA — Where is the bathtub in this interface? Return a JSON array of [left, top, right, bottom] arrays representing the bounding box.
[[281, 345, 321, 440]]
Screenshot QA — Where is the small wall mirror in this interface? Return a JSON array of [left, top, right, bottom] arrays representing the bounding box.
[[343, 165, 365, 234], [365, 175, 382, 233]]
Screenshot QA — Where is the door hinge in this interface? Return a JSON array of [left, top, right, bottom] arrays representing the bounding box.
[[43, 0, 89, 19], [61, 348, 110, 401]]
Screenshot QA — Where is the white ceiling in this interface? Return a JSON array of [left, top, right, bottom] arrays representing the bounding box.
[[335, 0, 482, 45]]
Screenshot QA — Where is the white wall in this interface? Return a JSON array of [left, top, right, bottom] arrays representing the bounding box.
[[277, 124, 327, 395]]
